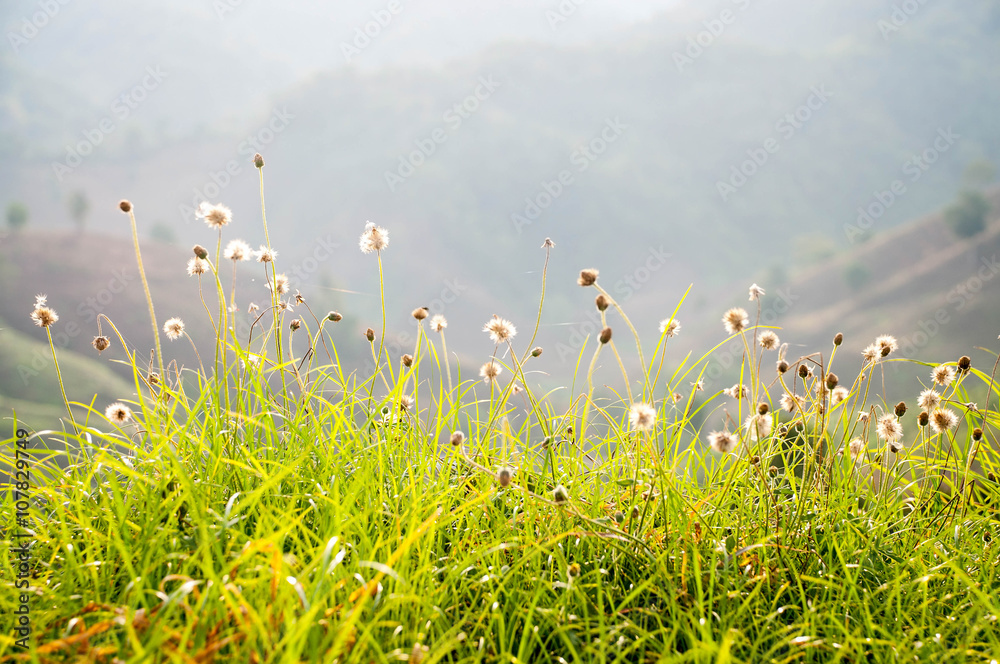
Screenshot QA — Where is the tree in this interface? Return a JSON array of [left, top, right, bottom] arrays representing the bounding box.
[[962, 159, 997, 189], [6, 201, 28, 232], [945, 190, 990, 239], [68, 191, 90, 232]]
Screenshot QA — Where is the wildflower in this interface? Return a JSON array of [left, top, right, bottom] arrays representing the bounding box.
[[187, 257, 208, 276], [327, 311, 342, 322], [359, 221, 389, 253], [724, 384, 747, 399], [744, 413, 772, 441], [691, 380, 704, 391], [270, 273, 290, 295], [224, 239, 252, 261], [972, 428, 983, 442], [252, 152, 264, 168], [748, 283, 765, 300], [862, 344, 880, 363], [858, 411, 870, 424], [833, 332, 844, 346], [932, 365, 955, 386], [484, 316, 517, 344], [163, 317, 185, 341], [480, 360, 502, 383], [757, 402, 769, 415], [105, 402, 132, 424], [289, 319, 301, 332], [831, 386, 849, 406], [450, 431, 465, 447], [365, 328, 375, 342], [759, 330, 779, 350], [248, 303, 260, 314], [531, 347, 544, 357], [777, 360, 790, 374], [780, 393, 801, 412], [875, 335, 898, 357], [957, 355, 972, 374], [917, 389, 940, 411], [798, 364, 812, 378], [628, 402, 656, 431], [511, 383, 524, 395], [722, 307, 749, 334], [894, 401, 907, 417], [876, 414, 902, 443], [595, 294, 610, 311], [497, 467, 512, 487], [708, 430, 738, 454], [599, 326, 613, 344], [256, 246, 277, 263], [92, 336, 110, 353], [553, 485, 569, 503], [398, 395, 415, 412], [918, 411, 929, 427], [542, 237, 555, 248], [196, 202, 232, 229], [659, 318, 681, 337], [412, 307, 429, 321], [825, 372, 839, 389], [577, 269, 599, 287], [118, 199, 132, 213], [401, 353, 414, 367], [30, 297, 58, 328], [848, 438, 865, 460], [429, 315, 447, 332], [928, 408, 959, 434], [294, 292, 305, 305]]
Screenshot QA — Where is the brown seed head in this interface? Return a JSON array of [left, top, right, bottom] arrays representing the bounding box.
[[918, 411, 929, 427], [193, 244, 208, 259], [531, 346, 543, 358], [825, 372, 839, 389], [972, 427, 983, 441], [578, 269, 599, 287], [402, 354, 413, 367], [833, 332, 844, 346], [595, 294, 609, 311], [327, 311, 342, 322], [253, 153, 264, 168], [777, 360, 789, 374], [411, 307, 429, 321], [599, 326, 612, 344], [553, 485, 570, 503], [750, 455, 760, 465], [289, 319, 301, 332], [958, 355, 972, 374], [757, 402, 769, 415], [92, 336, 110, 353], [798, 364, 809, 378], [768, 466, 779, 477], [497, 467, 512, 487], [894, 401, 907, 417], [365, 328, 375, 342], [450, 430, 465, 447], [118, 199, 132, 213]]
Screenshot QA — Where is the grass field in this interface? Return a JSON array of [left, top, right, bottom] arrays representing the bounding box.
[[2, 170, 1000, 663]]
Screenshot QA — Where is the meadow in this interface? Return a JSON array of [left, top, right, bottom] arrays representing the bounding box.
[[2, 156, 1000, 663]]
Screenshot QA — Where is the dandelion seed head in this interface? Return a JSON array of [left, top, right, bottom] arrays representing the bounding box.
[[542, 237, 555, 248], [163, 317, 185, 341], [187, 257, 208, 276], [30, 301, 58, 328], [359, 221, 389, 253], [270, 273, 290, 295], [848, 438, 865, 460], [929, 408, 959, 434], [628, 402, 657, 431], [917, 389, 941, 411], [577, 269, 599, 287], [877, 414, 902, 443], [399, 395, 415, 412], [429, 315, 447, 332], [659, 318, 680, 337], [724, 384, 748, 399], [105, 402, 132, 424], [708, 430, 738, 454], [723, 307, 749, 335], [256, 246, 277, 263], [932, 365, 955, 386], [92, 336, 110, 353], [748, 283, 765, 301], [759, 330, 779, 350], [484, 316, 517, 344], [480, 360, 502, 383], [224, 239, 251, 261], [744, 413, 772, 441], [876, 335, 898, 357], [862, 344, 880, 363], [831, 386, 849, 406], [196, 202, 232, 229]]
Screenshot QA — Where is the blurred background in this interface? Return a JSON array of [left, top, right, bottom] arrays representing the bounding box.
[[2, 0, 999, 430]]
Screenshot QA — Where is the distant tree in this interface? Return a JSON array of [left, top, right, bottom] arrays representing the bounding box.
[[945, 190, 990, 239], [68, 190, 90, 232], [150, 221, 177, 244], [843, 261, 871, 292], [6, 201, 28, 232], [962, 159, 997, 189]]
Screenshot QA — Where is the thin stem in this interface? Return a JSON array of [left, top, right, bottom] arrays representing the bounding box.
[[126, 208, 163, 373], [46, 328, 77, 433]]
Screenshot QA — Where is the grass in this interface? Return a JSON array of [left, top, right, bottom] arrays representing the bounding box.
[[2, 170, 1000, 663]]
